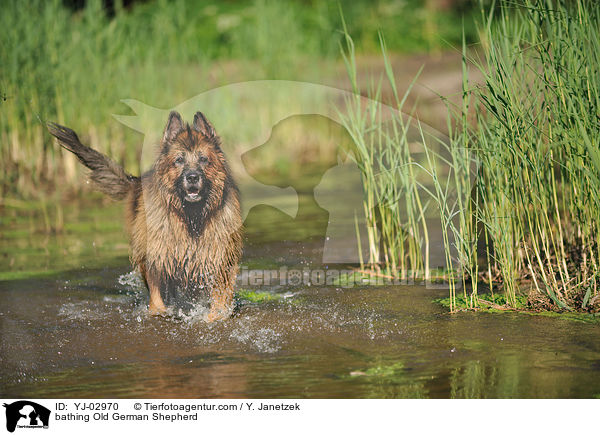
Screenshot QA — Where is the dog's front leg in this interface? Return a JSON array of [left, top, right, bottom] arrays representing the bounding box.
[[143, 266, 167, 315], [206, 286, 234, 322]]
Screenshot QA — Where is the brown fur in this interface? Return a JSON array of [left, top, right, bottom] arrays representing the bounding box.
[[48, 112, 243, 321]]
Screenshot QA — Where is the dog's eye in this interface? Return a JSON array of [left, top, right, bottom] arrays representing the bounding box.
[[175, 156, 185, 165], [199, 155, 208, 164]]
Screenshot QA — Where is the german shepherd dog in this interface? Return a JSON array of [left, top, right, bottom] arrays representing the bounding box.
[[48, 111, 243, 322]]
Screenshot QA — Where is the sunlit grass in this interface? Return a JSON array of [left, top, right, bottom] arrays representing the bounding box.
[[0, 0, 474, 198], [338, 23, 432, 281], [345, 0, 600, 313], [469, 0, 600, 311]]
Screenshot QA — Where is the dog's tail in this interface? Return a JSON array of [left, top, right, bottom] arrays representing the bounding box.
[[47, 122, 138, 200]]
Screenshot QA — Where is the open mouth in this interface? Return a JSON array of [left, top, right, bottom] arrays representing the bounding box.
[[184, 190, 202, 202], [182, 172, 204, 203]]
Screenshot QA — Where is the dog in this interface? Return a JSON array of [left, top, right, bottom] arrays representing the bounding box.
[[48, 111, 243, 322]]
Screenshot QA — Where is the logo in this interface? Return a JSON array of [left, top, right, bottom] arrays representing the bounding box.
[[3, 401, 50, 433], [115, 81, 471, 269]]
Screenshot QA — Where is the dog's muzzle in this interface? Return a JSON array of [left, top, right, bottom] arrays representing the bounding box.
[[183, 170, 203, 202]]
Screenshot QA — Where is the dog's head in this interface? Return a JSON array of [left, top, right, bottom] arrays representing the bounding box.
[[155, 111, 230, 213]]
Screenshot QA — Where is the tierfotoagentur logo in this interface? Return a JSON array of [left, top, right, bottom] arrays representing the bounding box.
[[3, 401, 50, 432], [237, 266, 453, 288]]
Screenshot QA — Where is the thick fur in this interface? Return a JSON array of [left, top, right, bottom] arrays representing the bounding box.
[[47, 123, 137, 199], [48, 112, 243, 321]]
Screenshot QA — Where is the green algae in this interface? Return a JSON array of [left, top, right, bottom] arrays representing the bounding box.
[[434, 294, 600, 324]]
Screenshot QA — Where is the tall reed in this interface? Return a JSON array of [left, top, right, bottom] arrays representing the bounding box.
[[434, 0, 600, 311], [339, 23, 435, 281], [345, 0, 600, 312], [470, 0, 600, 309], [422, 30, 480, 310]]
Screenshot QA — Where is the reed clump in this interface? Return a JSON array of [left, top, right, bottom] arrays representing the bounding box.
[[338, 23, 432, 281], [470, 0, 600, 312], [346, 0, 600, 313]]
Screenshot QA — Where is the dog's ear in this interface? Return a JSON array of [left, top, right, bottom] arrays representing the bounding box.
[[162, 111, 184, 143], [192, 112, 216, 139]]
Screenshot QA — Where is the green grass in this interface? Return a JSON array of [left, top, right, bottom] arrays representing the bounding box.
[[434, 293, 600, 324], [338, 26, 432, 281], [235, 289, 285, 304], [435, 293, 529, 310], [344, 0, 600, 313], [0, 0, 476, 198], [338, 23, 478, 297], [349, 361, 406, 378], [467, 0, 600, 311]]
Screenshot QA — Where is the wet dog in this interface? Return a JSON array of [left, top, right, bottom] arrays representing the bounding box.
[[48, 111, 243, 321]]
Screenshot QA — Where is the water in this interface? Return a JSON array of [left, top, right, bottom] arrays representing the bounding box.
[[1, 196, 600, 398]]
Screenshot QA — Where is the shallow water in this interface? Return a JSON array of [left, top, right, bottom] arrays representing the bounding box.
[[1, 195, 600, 398]]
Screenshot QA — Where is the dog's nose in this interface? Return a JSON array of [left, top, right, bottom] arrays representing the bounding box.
[[186, 172, 200, 184]]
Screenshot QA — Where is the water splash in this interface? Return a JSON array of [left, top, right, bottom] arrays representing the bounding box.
[[117, 270, 145, 291], [230, 321, 283, 353], [58, 302, 106, 321]]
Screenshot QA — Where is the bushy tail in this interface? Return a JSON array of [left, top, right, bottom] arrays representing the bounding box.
[[47, 122, 138, 200]]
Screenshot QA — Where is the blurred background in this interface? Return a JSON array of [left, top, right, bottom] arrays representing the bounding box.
[[0, 0, 483, 280], [0, 0, 480, 199]]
